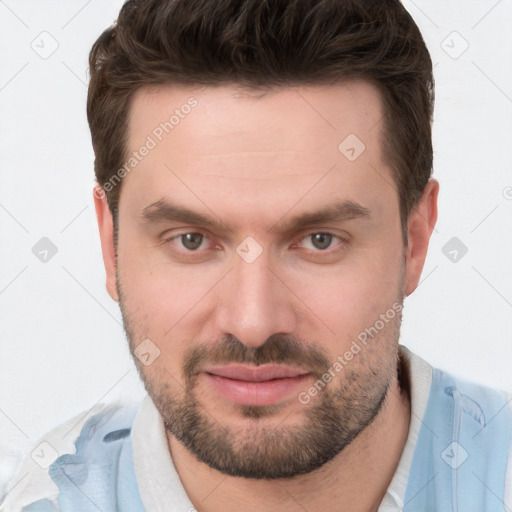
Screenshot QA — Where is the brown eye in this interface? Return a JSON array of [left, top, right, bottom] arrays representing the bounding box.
[[180, 233, 203, 250]]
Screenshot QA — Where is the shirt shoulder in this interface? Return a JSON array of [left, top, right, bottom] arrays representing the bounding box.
[[0, 402, 140, 512], [383, 346, 512, 511], [404, 359, 512, 511]]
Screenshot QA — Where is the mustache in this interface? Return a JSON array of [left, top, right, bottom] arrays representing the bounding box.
[[182, 334, 331, 382]]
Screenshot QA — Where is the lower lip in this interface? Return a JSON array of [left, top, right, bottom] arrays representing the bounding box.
[[204, 373, 311, 407]]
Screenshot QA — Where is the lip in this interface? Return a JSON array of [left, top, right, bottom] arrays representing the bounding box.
[[204, 363, 309, 381], [202, 364, 311, 406]]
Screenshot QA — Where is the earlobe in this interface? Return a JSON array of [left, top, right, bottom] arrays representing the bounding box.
[[403, 178, 439, 297], [93, 185, 119, 302]]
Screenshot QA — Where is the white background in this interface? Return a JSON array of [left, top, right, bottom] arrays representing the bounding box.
[[0, 0, 511, 493]]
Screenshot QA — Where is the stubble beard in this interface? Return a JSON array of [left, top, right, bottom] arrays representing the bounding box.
[[116, 267, 405, 479]]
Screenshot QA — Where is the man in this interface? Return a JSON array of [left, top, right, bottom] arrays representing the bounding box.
[[1, 0, 511, 511]]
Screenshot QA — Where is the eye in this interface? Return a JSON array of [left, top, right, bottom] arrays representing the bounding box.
[[166, 232, 209, 252], [161, 230, 222, 262], [298, 232, 345, 251], [179, 232, 204, 251]]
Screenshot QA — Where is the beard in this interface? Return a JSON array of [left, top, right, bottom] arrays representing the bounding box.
[[117, 269, 405, 480]]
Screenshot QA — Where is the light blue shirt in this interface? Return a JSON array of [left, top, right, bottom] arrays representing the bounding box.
[[2, 345, 511, 511]]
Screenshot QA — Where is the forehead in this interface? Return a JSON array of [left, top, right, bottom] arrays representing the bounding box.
[[127, 80, 385, 154], [120, 81, 395, 227]]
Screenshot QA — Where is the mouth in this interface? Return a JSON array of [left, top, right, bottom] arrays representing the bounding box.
[[201, 364, 311, 407]]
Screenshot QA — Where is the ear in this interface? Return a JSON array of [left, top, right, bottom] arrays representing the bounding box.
[[93, 185, 119, 302], [403, 178, 439, 297]]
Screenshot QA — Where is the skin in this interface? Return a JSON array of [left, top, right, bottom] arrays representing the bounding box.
[[94, 81, 438, 511]]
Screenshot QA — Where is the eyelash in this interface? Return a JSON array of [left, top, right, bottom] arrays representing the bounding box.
[[162, 231, 348, 259]]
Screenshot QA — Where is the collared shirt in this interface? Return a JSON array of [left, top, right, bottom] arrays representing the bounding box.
[[2, 344, 512, 511], [129, 344, 496, 511]]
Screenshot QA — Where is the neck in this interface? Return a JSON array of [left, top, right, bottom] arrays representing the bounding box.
[[167, 367, 411, 512]]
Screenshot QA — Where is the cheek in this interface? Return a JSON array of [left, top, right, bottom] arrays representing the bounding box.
[[117, 238, 211, 313], [117, 246, 215, 366], [289, 247, 402, 345]]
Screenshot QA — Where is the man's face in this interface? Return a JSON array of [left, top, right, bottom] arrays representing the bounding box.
[[114, 81, 408, 478]]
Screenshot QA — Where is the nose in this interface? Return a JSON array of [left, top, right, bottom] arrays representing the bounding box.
[[213, 251, 297, 348]]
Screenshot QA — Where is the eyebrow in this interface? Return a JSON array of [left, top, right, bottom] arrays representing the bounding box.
[[140, 198, 372, 233]]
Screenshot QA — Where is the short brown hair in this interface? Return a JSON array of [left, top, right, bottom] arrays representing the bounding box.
[[87, 0, 434, 245]]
